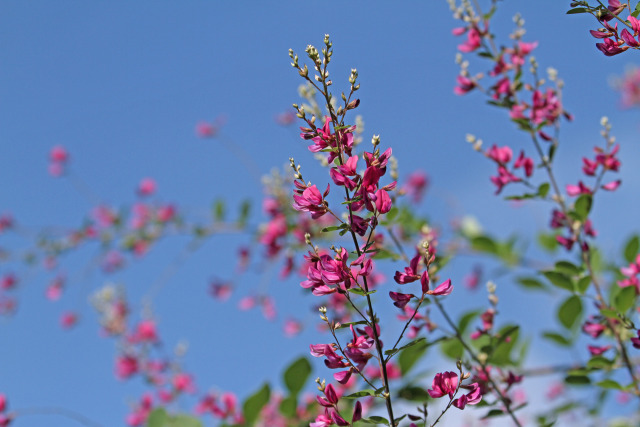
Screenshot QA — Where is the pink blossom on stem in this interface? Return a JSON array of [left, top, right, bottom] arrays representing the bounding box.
[[453, 382, 482, 409], [428, 371, 459, 399], [389, 291, 415, 309]]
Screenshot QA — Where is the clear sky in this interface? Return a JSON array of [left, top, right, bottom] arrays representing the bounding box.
[[1, 1, 639, 426]]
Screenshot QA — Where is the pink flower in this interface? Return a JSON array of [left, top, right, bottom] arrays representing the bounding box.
[[587, 345, 611, 355], [458, 27, 482, 52], [283, 318, 302, 337], [425, 278, 454, 296], [292, 182, 330, 219], [596, 38, 629, 56], [513, 151, 534, 177], [60, 312, 77, 329], [115, 354, 139, 379], [402, 171, 429, 203], [196, 122, 217, 137], [454, 75, 477, 95], [428, 371, 459, 399], [602, 180, 621, 191], [137, 178, 156, 196], [50, 145, 69, 163], [389, 291, 415, 309], [374, 189, 392, 214], [582, 320, 606, 338], [566, 181, 592, 196], [131, 320, 158, 343], [453, 382, 482, 409], [0, 393, 7, 412], [394, 253, 421, 284], [172, 372, 195, 394]]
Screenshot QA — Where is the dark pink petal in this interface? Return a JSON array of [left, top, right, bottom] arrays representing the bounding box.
[[428, 279, 453, 296], [602, 180, 621, 191], [389, 291, 415, 309], [352, 401, 363, 422]]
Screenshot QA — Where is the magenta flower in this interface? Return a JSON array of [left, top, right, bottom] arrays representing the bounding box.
[[621, 29, 640, 47], [428, 371, 459, 399], [486, 145, 512, 164], [631, 330, 640, 349], [137, 178, 157, 196], [453, 382, 482, 409], [292, 182, 330, 219], [426, 278, 453, 296], [582, 320, 606, 338], [587, 345, 611, 356], [374, 188, 392, 214], [596, 38, 629, 56], [394, 253, 421, 284], [454, 75, 476, 95], [389, 291, 415, 308], [458, 27, 482, 52], [566, 181, 592, 196], [60, 311, 78, 329], [513, 151, 534, 177], [602, 180, 621, 191], [115, 354, 139, 380]]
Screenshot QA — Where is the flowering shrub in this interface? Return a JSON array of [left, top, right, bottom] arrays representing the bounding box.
[[2, 1, 640, 426]]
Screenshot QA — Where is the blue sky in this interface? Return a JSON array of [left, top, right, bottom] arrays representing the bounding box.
[[1, 1, 639, 426]]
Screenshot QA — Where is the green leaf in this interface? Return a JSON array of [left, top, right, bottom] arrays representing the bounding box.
[[587, 356, 614, 369], [393, 415, 408, 425], [168, 415, 203, 427], [283, 357, 312, 397], [565, 374, 591, 385], [557, 295, 582, 329], [623, 235, 639, 264], [360, 416, 390, 425], [278, 396, 297, 418], [542, 331, 571, 347], [596, 379, 624, 390], [398, 341, 428, 375], [397, 385, 430, 402], [555, 261, 582, 276], [348, 288, 376, 296], [470, 235, 499, 254], [441, 337, 464, 360], [490, 325, 519, 366], [482, 409, 507, 419], [146, 408, 168, 427], [614, 285, 637, 313], [343, 389, 377, 399], [574, 194, 592, 221], [516, 276, 547, 291], [458, 310, 481, 334], [538, 183, 550, 198], [336, 320, 368, 329], [566, 7, 589, 14], [213, 199, 226, 222], [321, 225, 343, 232], [385, 337, 426, 356], [242, 383, 270, 425], [238, 200, 251, 227], [576, 276, 591, 294], [543, 270, 574, 292], [538, 232, 559, 252]]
